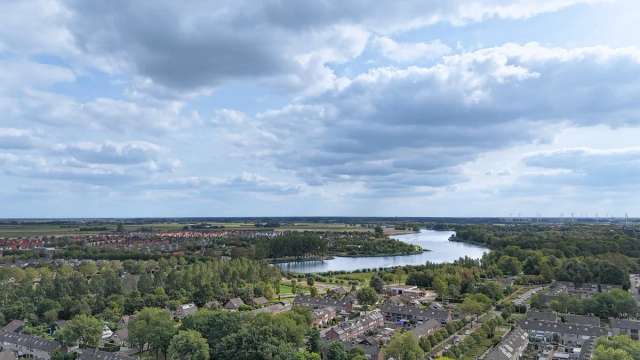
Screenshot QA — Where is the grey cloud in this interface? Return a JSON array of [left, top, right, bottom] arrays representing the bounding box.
[[152, 173, 300, 196], [523, 148, 640, 188], [59, 0, 600, 92], [1, 90, 197, 133], [0, 128, 38, 149], [0, 141, 178, 187], [52, 141, 164, 165], [215, 44, 640, 194]]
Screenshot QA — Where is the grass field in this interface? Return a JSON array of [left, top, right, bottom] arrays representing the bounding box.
[[0, 221, 371, 237]]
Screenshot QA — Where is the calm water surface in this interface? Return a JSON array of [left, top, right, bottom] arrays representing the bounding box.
[[276, 229, 488, 273]]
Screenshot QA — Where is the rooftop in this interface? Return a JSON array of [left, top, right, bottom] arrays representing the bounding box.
[[0, 331, 60, 352]]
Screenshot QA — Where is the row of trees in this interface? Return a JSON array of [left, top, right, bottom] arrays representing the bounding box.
[[531, 289, 638, 318], [405, 259, 505, 302], [481, 245, 634, 286], [51, 306, 322, 360], [452, 224, 640, 258], [593, 335, 640, 360], [0, 257, 281, 333], [254, 232, 328, 259]]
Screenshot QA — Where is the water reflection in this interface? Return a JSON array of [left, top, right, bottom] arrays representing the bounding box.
[[276, 229, 488, 273]]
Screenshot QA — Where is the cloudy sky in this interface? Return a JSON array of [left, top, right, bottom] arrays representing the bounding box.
[[2, 0, 640, 218]]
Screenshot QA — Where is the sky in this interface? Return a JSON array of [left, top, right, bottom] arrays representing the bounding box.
[[1, 0, 640, 218]]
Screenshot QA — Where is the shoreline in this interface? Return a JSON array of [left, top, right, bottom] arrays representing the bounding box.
[[270, 248, 430, 264]]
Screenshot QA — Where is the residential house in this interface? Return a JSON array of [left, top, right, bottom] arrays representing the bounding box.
[[380, 302, 451, 324], [527, 311, 559, 322], [117, 315, 134, 330], [224, 298, 245, 310], [327, 287, 348, 298], [294, 295, 354, 313], [311, 307, 337, 327], [174, 303, 198, 319], [563, 314, 600, 327], [343, 338, 384, 360], [77, 348, 135, 360], [251, 297, 269, 307], [519, 319, 607, 346], [323, 311, 384, 342], [101, 324, 113, 340], [0, 321, 24, 334], [110, 328, 129, 347], [610, 319, 640, 340], [250, 302, 292, 315], [409, 319, 441, 338], [484, 327, 529, 360], [578, 338, 597, 360], [383, 285, 425, 298], [0, 331, 60, 360]]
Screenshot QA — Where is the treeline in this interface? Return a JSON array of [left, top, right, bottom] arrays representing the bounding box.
[[452, 224, 640, 258], [0, 257, 281, 332], [405, 258, 507, 302], [252, 231, 420, 258], [330, 236, 422, 256], [532, 289, 637, 318], [180, 308, 315, 359], [451, 224, 640, 287], [482, 246, 636, 287], [254, 232, 328, 259]]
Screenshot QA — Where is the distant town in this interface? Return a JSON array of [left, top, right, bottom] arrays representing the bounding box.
[[0, 218, 639, 359]]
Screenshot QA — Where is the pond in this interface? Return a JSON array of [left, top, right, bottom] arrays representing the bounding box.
[[275, 229, 488, 273]]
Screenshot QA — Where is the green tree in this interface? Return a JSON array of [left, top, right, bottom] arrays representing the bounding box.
[[433, 275, 448, 300], [384, 332, 424, 360], [369, 275, 385, 293], [296, 351, 322, 360], [356, 287, 378, 308], [593, 335, 640, 360], [326, 341, 348, 360], [419, 336, 431, 353], [497, 256, 522, 276], [308, 328, 321, 353], [459, 293, 492, 319], [374, 226, 384, 237], [167, 330, 210, 360], [182, 310, 245, 351], [129, 307, 176, 359], [55, 314, 102, 348]]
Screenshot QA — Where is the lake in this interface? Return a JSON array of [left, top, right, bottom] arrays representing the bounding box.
[[275, 229, 488, 273]]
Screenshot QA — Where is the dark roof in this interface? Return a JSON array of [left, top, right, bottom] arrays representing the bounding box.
[[0, 331, 60, 352], [485, 327, 528, 360], [113, 328, 129, 341], [224, 298, 244, 308], [610, 318, 640, 330], [410, 319, 441, 337], [527, 311, 558, 322], [519, 320, 606, 337], [564, 314, 600, 327], [294, 295, 353, 311], [78, 349, 135, 360], [0, 320, 25, 333], [579, 338, 596, 360], [252, 297, 269, 306], [381, 303, 450, 321], [250, 302, 291, 315]]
